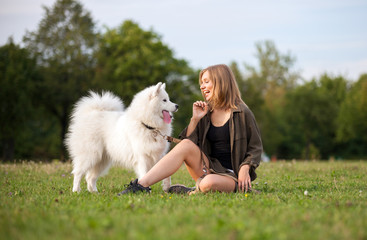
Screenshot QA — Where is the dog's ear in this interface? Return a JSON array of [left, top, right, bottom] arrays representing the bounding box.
[[151, 82, 163, 98]]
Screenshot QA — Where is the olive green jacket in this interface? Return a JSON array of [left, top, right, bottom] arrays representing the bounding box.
[[179, 102, 263, 181]]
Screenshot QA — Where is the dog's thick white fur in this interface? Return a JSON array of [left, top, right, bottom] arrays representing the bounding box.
[[65, 82, 178, 193]]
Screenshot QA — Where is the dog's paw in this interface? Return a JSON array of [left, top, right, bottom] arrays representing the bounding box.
[[162, 185, 170, 193]]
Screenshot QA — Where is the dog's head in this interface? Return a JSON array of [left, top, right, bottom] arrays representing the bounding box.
[[129, 82, 178, 127], [150, 82, 178, 124]]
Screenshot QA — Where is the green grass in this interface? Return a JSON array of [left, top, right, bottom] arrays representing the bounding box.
[[1, 160, 366, 240]]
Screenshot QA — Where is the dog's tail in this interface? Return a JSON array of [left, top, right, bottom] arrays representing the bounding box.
[[71, 91, 124, 117]]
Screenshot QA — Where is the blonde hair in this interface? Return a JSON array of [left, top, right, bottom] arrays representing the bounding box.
[[199, 64, 243, 110]]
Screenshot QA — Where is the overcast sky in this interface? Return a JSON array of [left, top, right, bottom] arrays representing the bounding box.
[[1, 0, 366, 80]]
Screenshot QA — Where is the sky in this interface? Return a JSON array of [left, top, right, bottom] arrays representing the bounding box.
[[0, 0, 366, 81]]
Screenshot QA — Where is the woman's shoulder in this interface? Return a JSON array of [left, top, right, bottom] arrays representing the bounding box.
[[235, 101, 250, 112], [235, 102, 256, 118]]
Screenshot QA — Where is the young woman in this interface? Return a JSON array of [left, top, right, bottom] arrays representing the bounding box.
[[119, 64, 263, 194]]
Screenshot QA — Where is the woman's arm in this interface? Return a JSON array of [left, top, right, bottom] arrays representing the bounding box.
[[240, 108, 263, 169], [186, 101, 208, 136], [238, 107, 263, 192], [186, 117, 200, 137]]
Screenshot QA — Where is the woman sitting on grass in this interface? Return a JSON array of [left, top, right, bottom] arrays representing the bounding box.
[[119, 64, 263, 194]]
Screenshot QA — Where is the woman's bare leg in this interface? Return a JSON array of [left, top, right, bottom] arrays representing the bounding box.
[[138, 139, 208, 187], [198, 174, 236, 193]]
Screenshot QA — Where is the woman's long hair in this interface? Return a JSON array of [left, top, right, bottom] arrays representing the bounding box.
[[199, 64, 243, 110]]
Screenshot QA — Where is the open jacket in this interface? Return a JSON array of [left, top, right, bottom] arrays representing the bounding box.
[[179, 102, 263, 181]]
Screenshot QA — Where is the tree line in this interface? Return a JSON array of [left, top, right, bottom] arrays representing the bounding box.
[[1, 0, 366, 161]]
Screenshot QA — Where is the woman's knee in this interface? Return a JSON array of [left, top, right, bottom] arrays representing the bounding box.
[[177, 139, 197, 154], [198, 175, 235, 193], [198, 175, 216, 193], [179, 139, 195, 148]]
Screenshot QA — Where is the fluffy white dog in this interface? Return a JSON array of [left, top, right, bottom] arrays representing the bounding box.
[[65, 82, 178, 193]]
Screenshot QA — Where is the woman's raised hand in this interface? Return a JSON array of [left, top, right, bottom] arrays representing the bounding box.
[[192, 101, 208, 121]]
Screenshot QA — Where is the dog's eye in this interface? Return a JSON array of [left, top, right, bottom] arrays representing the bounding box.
[[163, 99, 167, 102]]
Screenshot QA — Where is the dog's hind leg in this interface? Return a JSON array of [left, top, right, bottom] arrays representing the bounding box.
[[72, 158, 92, 192], [72, 159, 91, 193], [72, 169, 84, 193], [85, 171, 98, 193], [86, 156, 112, 192]]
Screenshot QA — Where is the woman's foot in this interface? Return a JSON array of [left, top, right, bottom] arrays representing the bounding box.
[[117, 179, 151, 195], [167, 184, 196, 194]]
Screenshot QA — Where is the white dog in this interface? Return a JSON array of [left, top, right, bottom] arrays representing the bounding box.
[[65, 82, 178, 193]]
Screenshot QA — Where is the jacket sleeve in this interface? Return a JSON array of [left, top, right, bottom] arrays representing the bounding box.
[[179, 124, 199, 145], [239, 108, 263, 170]]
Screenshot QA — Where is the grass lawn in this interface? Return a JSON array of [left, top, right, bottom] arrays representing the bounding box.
[[1, 160, 366, 240]]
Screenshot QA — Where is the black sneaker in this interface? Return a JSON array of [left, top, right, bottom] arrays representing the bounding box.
[[117, 179, 151, 195], [168, 184, 196, 194]]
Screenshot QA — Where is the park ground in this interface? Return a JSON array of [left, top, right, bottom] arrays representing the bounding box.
[[1, 160, 366, 240]]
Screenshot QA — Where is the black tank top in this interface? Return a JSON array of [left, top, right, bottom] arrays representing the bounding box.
[[206, 120, 232, 169]]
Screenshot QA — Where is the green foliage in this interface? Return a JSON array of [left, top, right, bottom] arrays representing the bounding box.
[[0, 40, 41, 160], [94, 20, 188, 103], [283, 75, 348, 159], [23, 0, 98, 159], [244, 40, 299, 91], [1, 161, 366, 239], [230, 41, 364, 159], [337, 74, 367, 157]]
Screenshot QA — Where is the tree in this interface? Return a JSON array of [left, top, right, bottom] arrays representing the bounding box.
[[283, 74, 347, 159], [237, 40, 300, 158], [283, 80, 321, 159], [23, 0, 98, 160], [93, 20, 198, 136], [337, 74, 367, 157], [0, 39, 40, 161], [245, 40, 299, 91], [314, 75, 347, 158]]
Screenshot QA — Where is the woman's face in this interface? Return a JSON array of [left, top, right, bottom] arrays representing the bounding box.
[[200, 71, 214, 101]]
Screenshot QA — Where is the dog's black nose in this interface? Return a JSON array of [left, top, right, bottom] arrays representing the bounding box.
[[175, 105, 179, 111]]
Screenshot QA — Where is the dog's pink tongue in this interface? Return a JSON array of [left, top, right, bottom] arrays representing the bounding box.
[[163, 110, 171, 124]]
